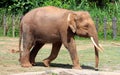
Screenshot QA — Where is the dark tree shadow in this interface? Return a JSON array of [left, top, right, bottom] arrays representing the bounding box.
[[35, 62, 97, 70]]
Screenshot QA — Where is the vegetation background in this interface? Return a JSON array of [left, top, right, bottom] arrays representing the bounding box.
[[0, 0, 120, 39]]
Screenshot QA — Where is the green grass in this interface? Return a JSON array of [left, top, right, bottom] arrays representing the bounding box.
[[0, 37, 120, 75]]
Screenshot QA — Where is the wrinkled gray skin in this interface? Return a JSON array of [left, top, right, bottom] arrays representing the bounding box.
[[19, 6, 100, 69]]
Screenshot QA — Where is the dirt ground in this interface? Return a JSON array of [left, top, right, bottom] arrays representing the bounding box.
[[0, 37, 120, 75], [12, 69, 120, 75]]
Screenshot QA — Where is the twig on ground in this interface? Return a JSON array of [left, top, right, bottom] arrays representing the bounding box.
[[111, 42, 120, 46], [10, 49, 20, 53]]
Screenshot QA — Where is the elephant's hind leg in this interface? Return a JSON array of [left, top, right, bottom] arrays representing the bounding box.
[[30, 41, 45, 65], [20, 35, 33, 67], [43, 42, 62, 67]]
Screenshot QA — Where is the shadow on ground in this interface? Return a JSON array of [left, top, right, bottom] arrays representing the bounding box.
[[35, 62, 96, 70]]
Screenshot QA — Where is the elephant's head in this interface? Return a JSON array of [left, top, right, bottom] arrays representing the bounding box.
[[67, 11, 103, 69]]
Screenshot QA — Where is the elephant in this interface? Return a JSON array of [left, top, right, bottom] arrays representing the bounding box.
[[19, 6, 103, 69]]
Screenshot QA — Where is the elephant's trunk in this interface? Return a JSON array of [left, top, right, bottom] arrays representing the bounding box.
[[90, 36, 103, 69]]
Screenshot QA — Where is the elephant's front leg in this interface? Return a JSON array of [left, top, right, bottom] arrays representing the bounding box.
[[62, 37, 81, 69], [43, 42, 62, 67]]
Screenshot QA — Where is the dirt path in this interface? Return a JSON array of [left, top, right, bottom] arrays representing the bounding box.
[[12, 68, 120, 75]]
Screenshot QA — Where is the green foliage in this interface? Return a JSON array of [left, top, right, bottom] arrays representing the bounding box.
[[42, 0, 70, 9], [7, 0, 35, 14]]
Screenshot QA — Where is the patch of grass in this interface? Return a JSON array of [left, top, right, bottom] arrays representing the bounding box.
[[0, 37, 120, 75]]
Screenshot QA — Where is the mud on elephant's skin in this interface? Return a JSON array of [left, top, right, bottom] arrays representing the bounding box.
[[19, 6, 103, 69]]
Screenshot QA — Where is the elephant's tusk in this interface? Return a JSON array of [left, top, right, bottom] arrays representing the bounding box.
[[67, 13, 71, 21], [99, 44, 104, 50], [90, 37, 103, 52]]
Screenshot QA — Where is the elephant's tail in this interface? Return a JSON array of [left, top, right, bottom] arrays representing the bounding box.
[[19, 33, 22, 52], [19, 23, 23, 57]]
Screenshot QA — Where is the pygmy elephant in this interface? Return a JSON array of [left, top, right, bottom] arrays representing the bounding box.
[[19, 6, 103, 69]]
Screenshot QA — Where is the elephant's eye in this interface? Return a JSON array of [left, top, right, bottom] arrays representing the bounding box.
[[84, 24, 88, 28], [82, 24, 89, 30]]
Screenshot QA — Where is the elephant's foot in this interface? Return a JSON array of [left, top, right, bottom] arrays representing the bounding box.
[[31, 62, 36, 66], [43, 59, 50, 67], [72, 66, 82, 70], [21, 63, 32, 67], [30, 60, 36, 66], [95, 67, 99, 71]]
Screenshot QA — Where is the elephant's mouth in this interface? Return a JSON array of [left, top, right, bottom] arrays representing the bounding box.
[[90, 37, 103, 52]]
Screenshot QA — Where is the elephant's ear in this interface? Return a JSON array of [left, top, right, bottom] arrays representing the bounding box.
[[67, 13, 77, 33]]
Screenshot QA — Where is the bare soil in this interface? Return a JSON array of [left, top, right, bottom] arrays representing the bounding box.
[[12, 69, 120, 75], [0, 37, 120, 75]]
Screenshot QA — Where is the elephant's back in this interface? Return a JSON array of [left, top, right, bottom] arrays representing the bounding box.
[[21, 6, 70, 24], [34, 6, 69, 22], [20, 7, 41, 23]]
